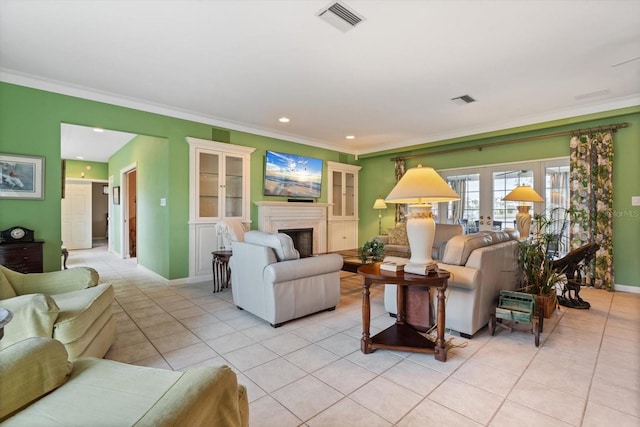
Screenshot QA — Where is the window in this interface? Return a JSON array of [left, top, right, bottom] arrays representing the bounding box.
[[436, 158, 569, 237]]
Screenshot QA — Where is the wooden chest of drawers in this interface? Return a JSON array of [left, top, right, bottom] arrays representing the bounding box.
[[0, 241, 44, 273]]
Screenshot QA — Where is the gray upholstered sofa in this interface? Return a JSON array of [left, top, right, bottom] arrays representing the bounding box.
[[230, 231, 343, 327], [376, 223, 464, 261], [385, 230, 519, 338]]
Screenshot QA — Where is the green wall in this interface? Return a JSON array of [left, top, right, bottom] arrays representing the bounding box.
[[109, 135, 170, 277], [0, 82, 354, 278], [1, 81, 637, 287], [64, 159, 108, 180], [358, 108, 640, 288]]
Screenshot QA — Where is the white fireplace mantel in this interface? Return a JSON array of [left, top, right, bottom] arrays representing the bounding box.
[[255, 202, 331, 254]]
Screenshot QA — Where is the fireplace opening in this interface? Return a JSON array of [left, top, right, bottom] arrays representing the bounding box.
[[279, 228, 313, 257]]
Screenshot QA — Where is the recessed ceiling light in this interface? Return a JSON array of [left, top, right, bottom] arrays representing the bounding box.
[[345, 135, 355, 139], [278, 117, 290, 123], [76, 156, 84, 159], [93, 127, 104, 133]]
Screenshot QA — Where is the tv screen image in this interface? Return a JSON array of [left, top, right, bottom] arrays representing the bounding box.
[[264, 151, 323, 198]]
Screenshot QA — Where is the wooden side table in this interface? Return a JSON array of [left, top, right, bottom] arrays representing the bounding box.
[[358, 263, 450, 362], [211, 250, 232, 293]]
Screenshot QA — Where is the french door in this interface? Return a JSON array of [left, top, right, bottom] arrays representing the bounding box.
[[437, 159, 568, 239]]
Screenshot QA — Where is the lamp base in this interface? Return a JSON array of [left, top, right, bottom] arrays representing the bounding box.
[[515, 205, 532, 239], [406, 204, 436, 266]]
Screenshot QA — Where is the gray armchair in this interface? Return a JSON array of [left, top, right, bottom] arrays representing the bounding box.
[[229, 231, 343, 327]]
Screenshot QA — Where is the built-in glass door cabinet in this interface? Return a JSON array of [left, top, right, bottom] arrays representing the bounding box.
[[327, 161, 361, 251], [186, 137, 255, 281]]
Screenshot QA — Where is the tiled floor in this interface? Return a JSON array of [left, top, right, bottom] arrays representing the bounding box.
[[71, 242, 639, 426]]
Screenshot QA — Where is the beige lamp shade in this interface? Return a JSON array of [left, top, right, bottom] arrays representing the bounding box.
[[384, 165, 459, 269], [502, 185, 544, 203], [373, 198, 387, 209], [385, 165, 460, 204], [502, 184, 544, 239]]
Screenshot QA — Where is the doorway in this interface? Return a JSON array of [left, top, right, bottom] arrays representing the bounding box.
[[121, 164, 137, 259]]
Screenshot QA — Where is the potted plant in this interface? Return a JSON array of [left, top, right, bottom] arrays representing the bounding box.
[[360, 238, 385, 263], [516, 209, 567, 318]]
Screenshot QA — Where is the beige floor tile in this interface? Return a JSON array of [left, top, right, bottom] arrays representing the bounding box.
[[271, 375, 344, 421], [245, 358, 308, 393], [292, 324, 340, 342], [382, 359, 447, 395], [398, 398, 483, 427], [260, 332, 312, 356], [284, 344, 341, 373], [313, 358, 376, 395], [589, 377, 640, 417], [160, 299, 197, 312], [178, 313, 220, 329], [168, 305, 207, 320], [140, 319, 188, 340], [110, 329, 149, 350], [451, 359, 519, 397], [151, 330, 202, 353], [126, 305, 168, 320], [224, 343, 280, 371], [429, 378, 503, 425], [131, 312, 175, 329], [346, 349, 403, 375], [190, 322, 236, 340], [162, 342, 218, 370], [490, 400, 572, 427], [307, 397, 391, 427], [508, 378, 586, 425], [105, 341, 159, 364], [582, 401, 640, 427], [249, 395, 302, 427], [205, 331, 255, 354], [241, 323, 288, 342], [316, 332, 361, 357], [350, 376, 423, 424]]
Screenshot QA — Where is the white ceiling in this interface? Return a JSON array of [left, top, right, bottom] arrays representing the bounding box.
[[1, 0, 639, 157], [60, 124, 137, 163]]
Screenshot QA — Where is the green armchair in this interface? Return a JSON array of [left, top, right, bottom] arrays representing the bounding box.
[[0, 265, 115, 359]]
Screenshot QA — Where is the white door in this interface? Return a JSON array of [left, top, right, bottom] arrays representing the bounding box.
[[61, 180, 92, 249]]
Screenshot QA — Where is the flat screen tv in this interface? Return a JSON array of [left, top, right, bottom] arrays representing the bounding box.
[[264, 150, 323, 198]]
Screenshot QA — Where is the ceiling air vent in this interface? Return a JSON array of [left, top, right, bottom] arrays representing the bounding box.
[[451, 95, 476, 105], [317, 1, 366, 32]]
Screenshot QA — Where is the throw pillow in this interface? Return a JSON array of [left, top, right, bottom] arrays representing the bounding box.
[[387, 224, 409, 246], [0, 294, 60, 350], [244, 231, 300, 261]]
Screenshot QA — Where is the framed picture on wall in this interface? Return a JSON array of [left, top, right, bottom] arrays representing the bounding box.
[[0, 153, 45, 200], [113, 186, 120, 205]]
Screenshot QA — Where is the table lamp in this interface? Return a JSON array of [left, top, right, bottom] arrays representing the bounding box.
[[502, 184, 544, 239], [373, 197, 387, 235], [385, 165, 460, 269]]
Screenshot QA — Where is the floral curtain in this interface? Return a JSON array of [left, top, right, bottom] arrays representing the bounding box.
[[394, 158, 407, 224], [569, 131, 614, 290]]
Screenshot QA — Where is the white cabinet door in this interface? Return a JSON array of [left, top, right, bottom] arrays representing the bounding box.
[[328, 220, 357, 251]]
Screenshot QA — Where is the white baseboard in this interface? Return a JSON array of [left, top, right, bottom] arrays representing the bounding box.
[[614, 283, 640, 294]]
